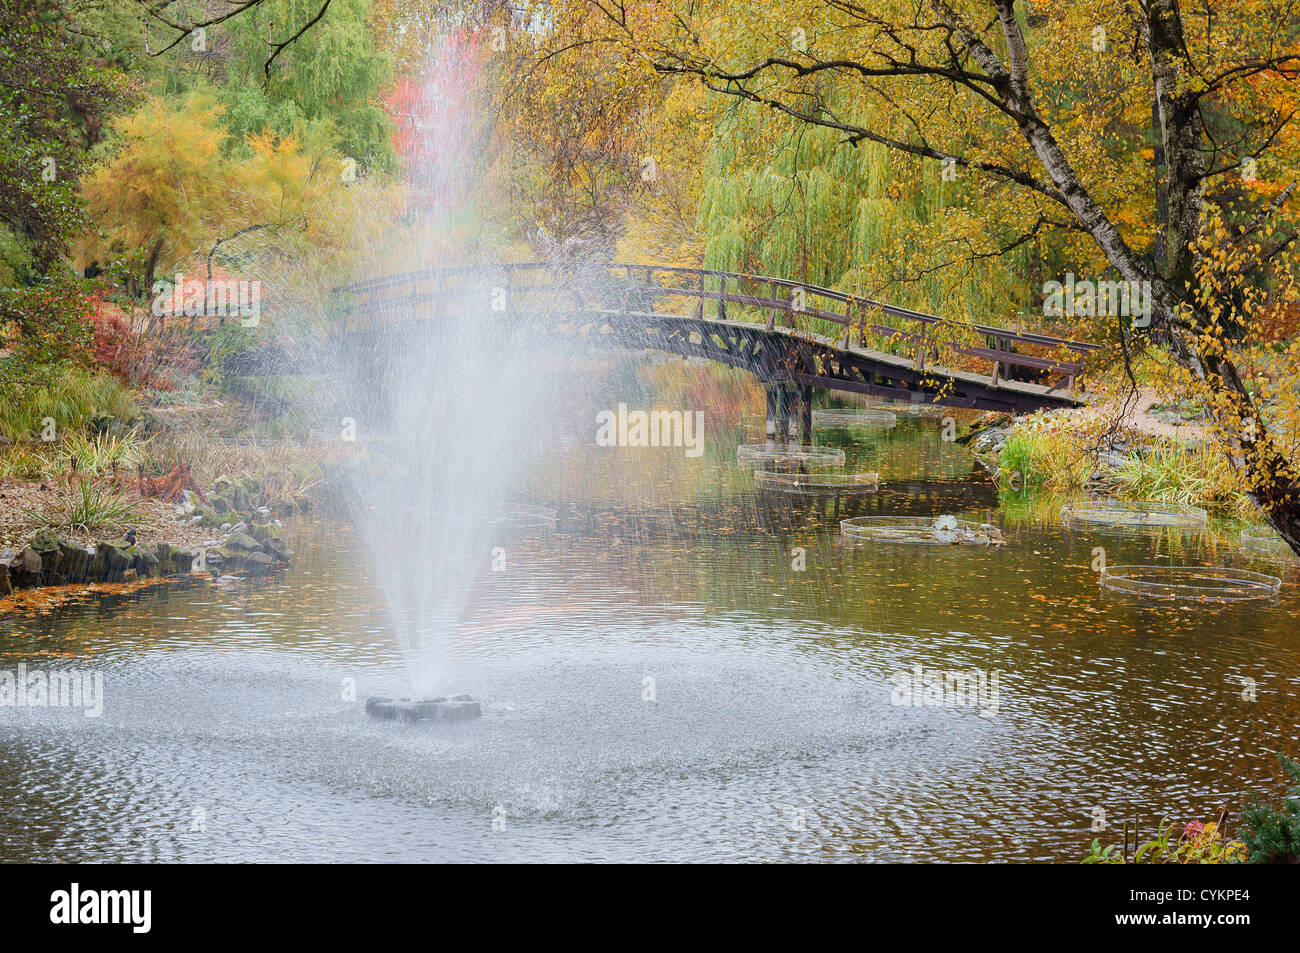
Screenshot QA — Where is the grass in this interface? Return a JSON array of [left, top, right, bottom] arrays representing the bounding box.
[[59, 428, 147, 476], [140, 432, 327, 510], [0, 442, 56, 480], [995, 425, 1093, 491], [1111, 438, 1254, 518], [23, 478, 143, 535], [0, 365, 137, 443]]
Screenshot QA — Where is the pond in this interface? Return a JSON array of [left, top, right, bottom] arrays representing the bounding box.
[[2, 377, 1298, 862]]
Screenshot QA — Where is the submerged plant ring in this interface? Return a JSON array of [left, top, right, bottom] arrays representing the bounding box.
[[480, 504, 557, 533], [735, 444, 846, 468], [811, 408, 898, 430], [1060, 500, 1207, 531], [754, 470, 880, 496], [1099, 565, 1281, 603], [1240, 526, 1299, 564], [840, 514, 1005, 546]]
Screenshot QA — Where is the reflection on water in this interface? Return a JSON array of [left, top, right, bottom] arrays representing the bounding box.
[[2, 379, 1299, 862]]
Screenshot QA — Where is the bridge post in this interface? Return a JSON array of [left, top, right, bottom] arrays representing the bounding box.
[[779, 384, 797, 441], [799, 384, 813, 444], [764, 384, 779, 448]]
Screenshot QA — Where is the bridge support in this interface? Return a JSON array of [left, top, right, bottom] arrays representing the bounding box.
[[764, 383, 814, 445], [799, 384, 812, 445], [764, 385, 779, 447]]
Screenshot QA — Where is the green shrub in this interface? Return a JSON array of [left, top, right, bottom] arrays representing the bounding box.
[[202, 323, 259, 390], [1240, 753, 1300, 863], [1082, 813, 1246, 864], [23, 477, 142, 535], [60, 428, 146, 475], [0, 365, 136, 442]]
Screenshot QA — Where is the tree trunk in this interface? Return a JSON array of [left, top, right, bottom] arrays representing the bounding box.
[[142, 235, 166, 336]]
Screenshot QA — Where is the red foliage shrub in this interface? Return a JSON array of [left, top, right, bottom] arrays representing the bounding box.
[[88, 294, 197, 390]]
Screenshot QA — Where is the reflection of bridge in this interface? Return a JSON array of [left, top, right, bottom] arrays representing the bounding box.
[[331, 263, 1097, 434]]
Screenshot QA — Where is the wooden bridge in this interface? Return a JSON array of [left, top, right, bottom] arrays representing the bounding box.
[[328, 263, 1096, 433]]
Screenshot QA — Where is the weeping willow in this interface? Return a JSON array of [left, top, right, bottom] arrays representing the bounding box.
[[696, 99, 1043, 327]]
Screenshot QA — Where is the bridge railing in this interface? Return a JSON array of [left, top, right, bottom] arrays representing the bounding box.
[[334, 262, 1099, 395]]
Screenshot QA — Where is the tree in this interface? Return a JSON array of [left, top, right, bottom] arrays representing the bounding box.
[[77, 89, 360, 299], [0, 0, 126, 274], [217, 0, 397, 171], [565, 0, 1300, 553]]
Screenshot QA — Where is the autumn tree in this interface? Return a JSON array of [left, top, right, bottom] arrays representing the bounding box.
[[552, 0, 1300, 552], [0, 0, 128, 278]]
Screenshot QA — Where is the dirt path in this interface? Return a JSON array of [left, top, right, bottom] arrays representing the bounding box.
[[1075, 386, 1206, 442]]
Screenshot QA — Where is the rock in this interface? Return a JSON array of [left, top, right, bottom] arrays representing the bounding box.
[[224, 532, 263, 553], [19, 547, 41, 575], [93, 541, 129, 580], [135, 546, 161, 578], [220, 523, 232, 533], [212, 497, 233, 514], [170, 548, 197, 575], [0, 563, 10, 596], [29, 530, 62, 582], [264, 539, 292, 561], [30, 528, 60, 554], [57, 542, 91, 583], [243, 551, 273, 574], [122, 568, 138, 583], [972, 426, 1010, 453], [228, 521, 250, 537], [216, 548, 245, 572]]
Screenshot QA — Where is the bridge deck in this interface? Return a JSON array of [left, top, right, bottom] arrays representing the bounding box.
[[322, 263, 1098, 414], [678, 313, 1081, 406]]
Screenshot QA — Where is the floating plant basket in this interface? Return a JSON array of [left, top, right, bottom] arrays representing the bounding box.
[[1099, 565, 1281, 602], [479, 504, 557, 532], [735, 444, 846, 468], [1240, 526, 1299, 563], [865, 400, 945, 416], [840, 515, 1005, 546], [811, 408, 898, 429], [1060, 500, 1207, 531], [755, 470, 880, 496]]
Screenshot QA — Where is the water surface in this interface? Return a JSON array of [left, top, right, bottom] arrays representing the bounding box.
[[3, 405, 1297, 863]]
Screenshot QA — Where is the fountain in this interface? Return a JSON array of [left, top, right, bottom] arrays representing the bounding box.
[[365, 694, 482, 723], [332, 35, 578, 723]]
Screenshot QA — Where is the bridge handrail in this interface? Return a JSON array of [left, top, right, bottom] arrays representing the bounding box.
[[333, 261, 1098, 356], [333, 262, 1096, 395]]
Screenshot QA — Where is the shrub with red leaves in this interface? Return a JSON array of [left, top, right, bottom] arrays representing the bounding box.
[[88, 294, 196, 390]]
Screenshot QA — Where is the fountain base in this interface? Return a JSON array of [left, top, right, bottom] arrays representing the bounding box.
[[365, 695, 482, 723]]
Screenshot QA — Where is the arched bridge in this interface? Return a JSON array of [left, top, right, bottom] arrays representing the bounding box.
[[329, 263, 1096, 425]]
